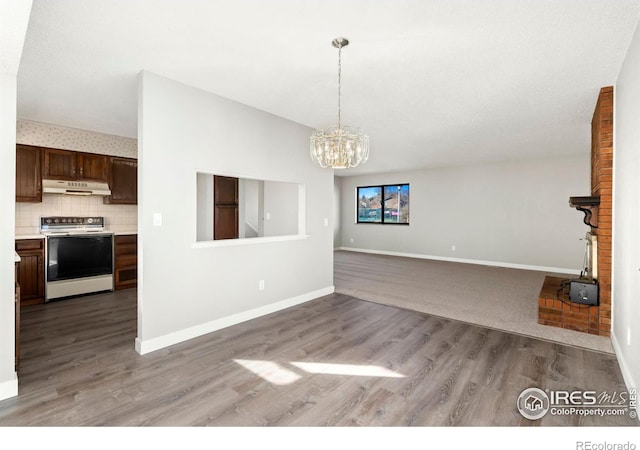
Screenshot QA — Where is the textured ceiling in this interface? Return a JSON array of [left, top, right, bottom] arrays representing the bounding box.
[[16, 0, 640, 175]]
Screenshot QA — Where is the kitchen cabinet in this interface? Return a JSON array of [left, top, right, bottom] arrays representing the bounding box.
[[114, 234, 137, 291], [16, 144, 42, 202], [41, 148, 76, 180], [15, 239, 45, 305], [42, 148, 108, 182], [78, 152, 109, 182], [214, 175, 239, 240], [104, 157, 137, 205]]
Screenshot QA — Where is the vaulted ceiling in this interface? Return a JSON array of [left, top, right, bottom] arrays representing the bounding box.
[[15, 0, 640, 175]]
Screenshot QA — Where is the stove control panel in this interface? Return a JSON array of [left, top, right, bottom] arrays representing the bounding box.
[[40, 216, 105, 230]]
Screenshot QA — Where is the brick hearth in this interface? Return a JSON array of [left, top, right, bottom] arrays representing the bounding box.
[[538, 276, 600, 334]]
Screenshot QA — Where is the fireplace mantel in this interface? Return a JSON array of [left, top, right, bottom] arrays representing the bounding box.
[[569, 196, 600, 228]]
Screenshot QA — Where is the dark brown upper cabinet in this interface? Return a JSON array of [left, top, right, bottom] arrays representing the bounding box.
[[104, 157, 137, 205], [214, 175, 239, 240], [78, 153, 109, 182], [42, 148, 108, 182], [16, 145, 42, 203]]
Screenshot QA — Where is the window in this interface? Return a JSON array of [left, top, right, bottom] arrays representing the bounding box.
[[357, 184, 409, 224]]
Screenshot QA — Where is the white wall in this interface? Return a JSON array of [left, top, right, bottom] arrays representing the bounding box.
[[612, 19, 640, 393], [136, 71, 333, 353], [0, 73, 19, 400], [196, 173, 214, 241], [0, 0, 32, 401], [334, 176, 342, 248], [263, 180, 299, 237], [339, 155, 590, 271], [244, 178, 261, 237]]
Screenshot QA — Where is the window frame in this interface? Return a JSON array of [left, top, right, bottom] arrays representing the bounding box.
[[356, 183, 410, 225]]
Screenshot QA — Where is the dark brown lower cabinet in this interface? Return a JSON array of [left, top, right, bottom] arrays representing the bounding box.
[[15, 239, 45, 306], [114, 234, 137, 290]]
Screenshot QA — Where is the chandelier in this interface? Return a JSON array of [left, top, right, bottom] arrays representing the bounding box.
[[310, 37, 369, 169]]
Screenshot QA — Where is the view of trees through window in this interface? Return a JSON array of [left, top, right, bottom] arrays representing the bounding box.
[[357, 184, 409, 224]]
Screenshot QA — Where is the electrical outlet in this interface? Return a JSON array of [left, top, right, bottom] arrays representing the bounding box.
[[350, 238, 354, 244], [153, 213, 162, 227], [324, 218, 329, 227], [451, 245, 456, 251], [259, 280, 265, 291]]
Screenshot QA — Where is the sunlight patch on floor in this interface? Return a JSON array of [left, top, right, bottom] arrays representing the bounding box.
[[233, 359, 302, 385], [291, 361, 406, 378], [233, 359, 406, 385]]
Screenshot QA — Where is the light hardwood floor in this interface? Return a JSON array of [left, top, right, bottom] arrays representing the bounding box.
[[0, 290, 636, 426]]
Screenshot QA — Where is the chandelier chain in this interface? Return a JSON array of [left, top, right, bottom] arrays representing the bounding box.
[[337, 45, 342, 129]]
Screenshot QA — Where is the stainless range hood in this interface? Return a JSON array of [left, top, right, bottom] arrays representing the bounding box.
[[42, 179, 111, 196]]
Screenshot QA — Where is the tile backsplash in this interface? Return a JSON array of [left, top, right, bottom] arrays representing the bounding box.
[[16, 194, 137, 236]]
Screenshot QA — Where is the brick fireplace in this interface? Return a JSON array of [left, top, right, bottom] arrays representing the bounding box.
[[538, 86, 613, 336]]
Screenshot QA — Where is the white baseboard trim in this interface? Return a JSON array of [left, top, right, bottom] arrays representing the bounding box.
[[335, 247, 581, 275], [0, 373, 18, 401], [135, 286, 335, 355], [611, 331, 637, 393]]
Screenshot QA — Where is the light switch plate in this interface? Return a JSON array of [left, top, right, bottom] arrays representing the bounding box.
[[153, 213, 162, 227]]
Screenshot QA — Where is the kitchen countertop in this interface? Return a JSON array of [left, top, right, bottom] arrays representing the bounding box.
[[16, 231, 137, 239], [15, 234, 44, 240]]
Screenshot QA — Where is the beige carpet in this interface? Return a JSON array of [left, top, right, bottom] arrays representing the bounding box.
[[334, 250, 614, 354]]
